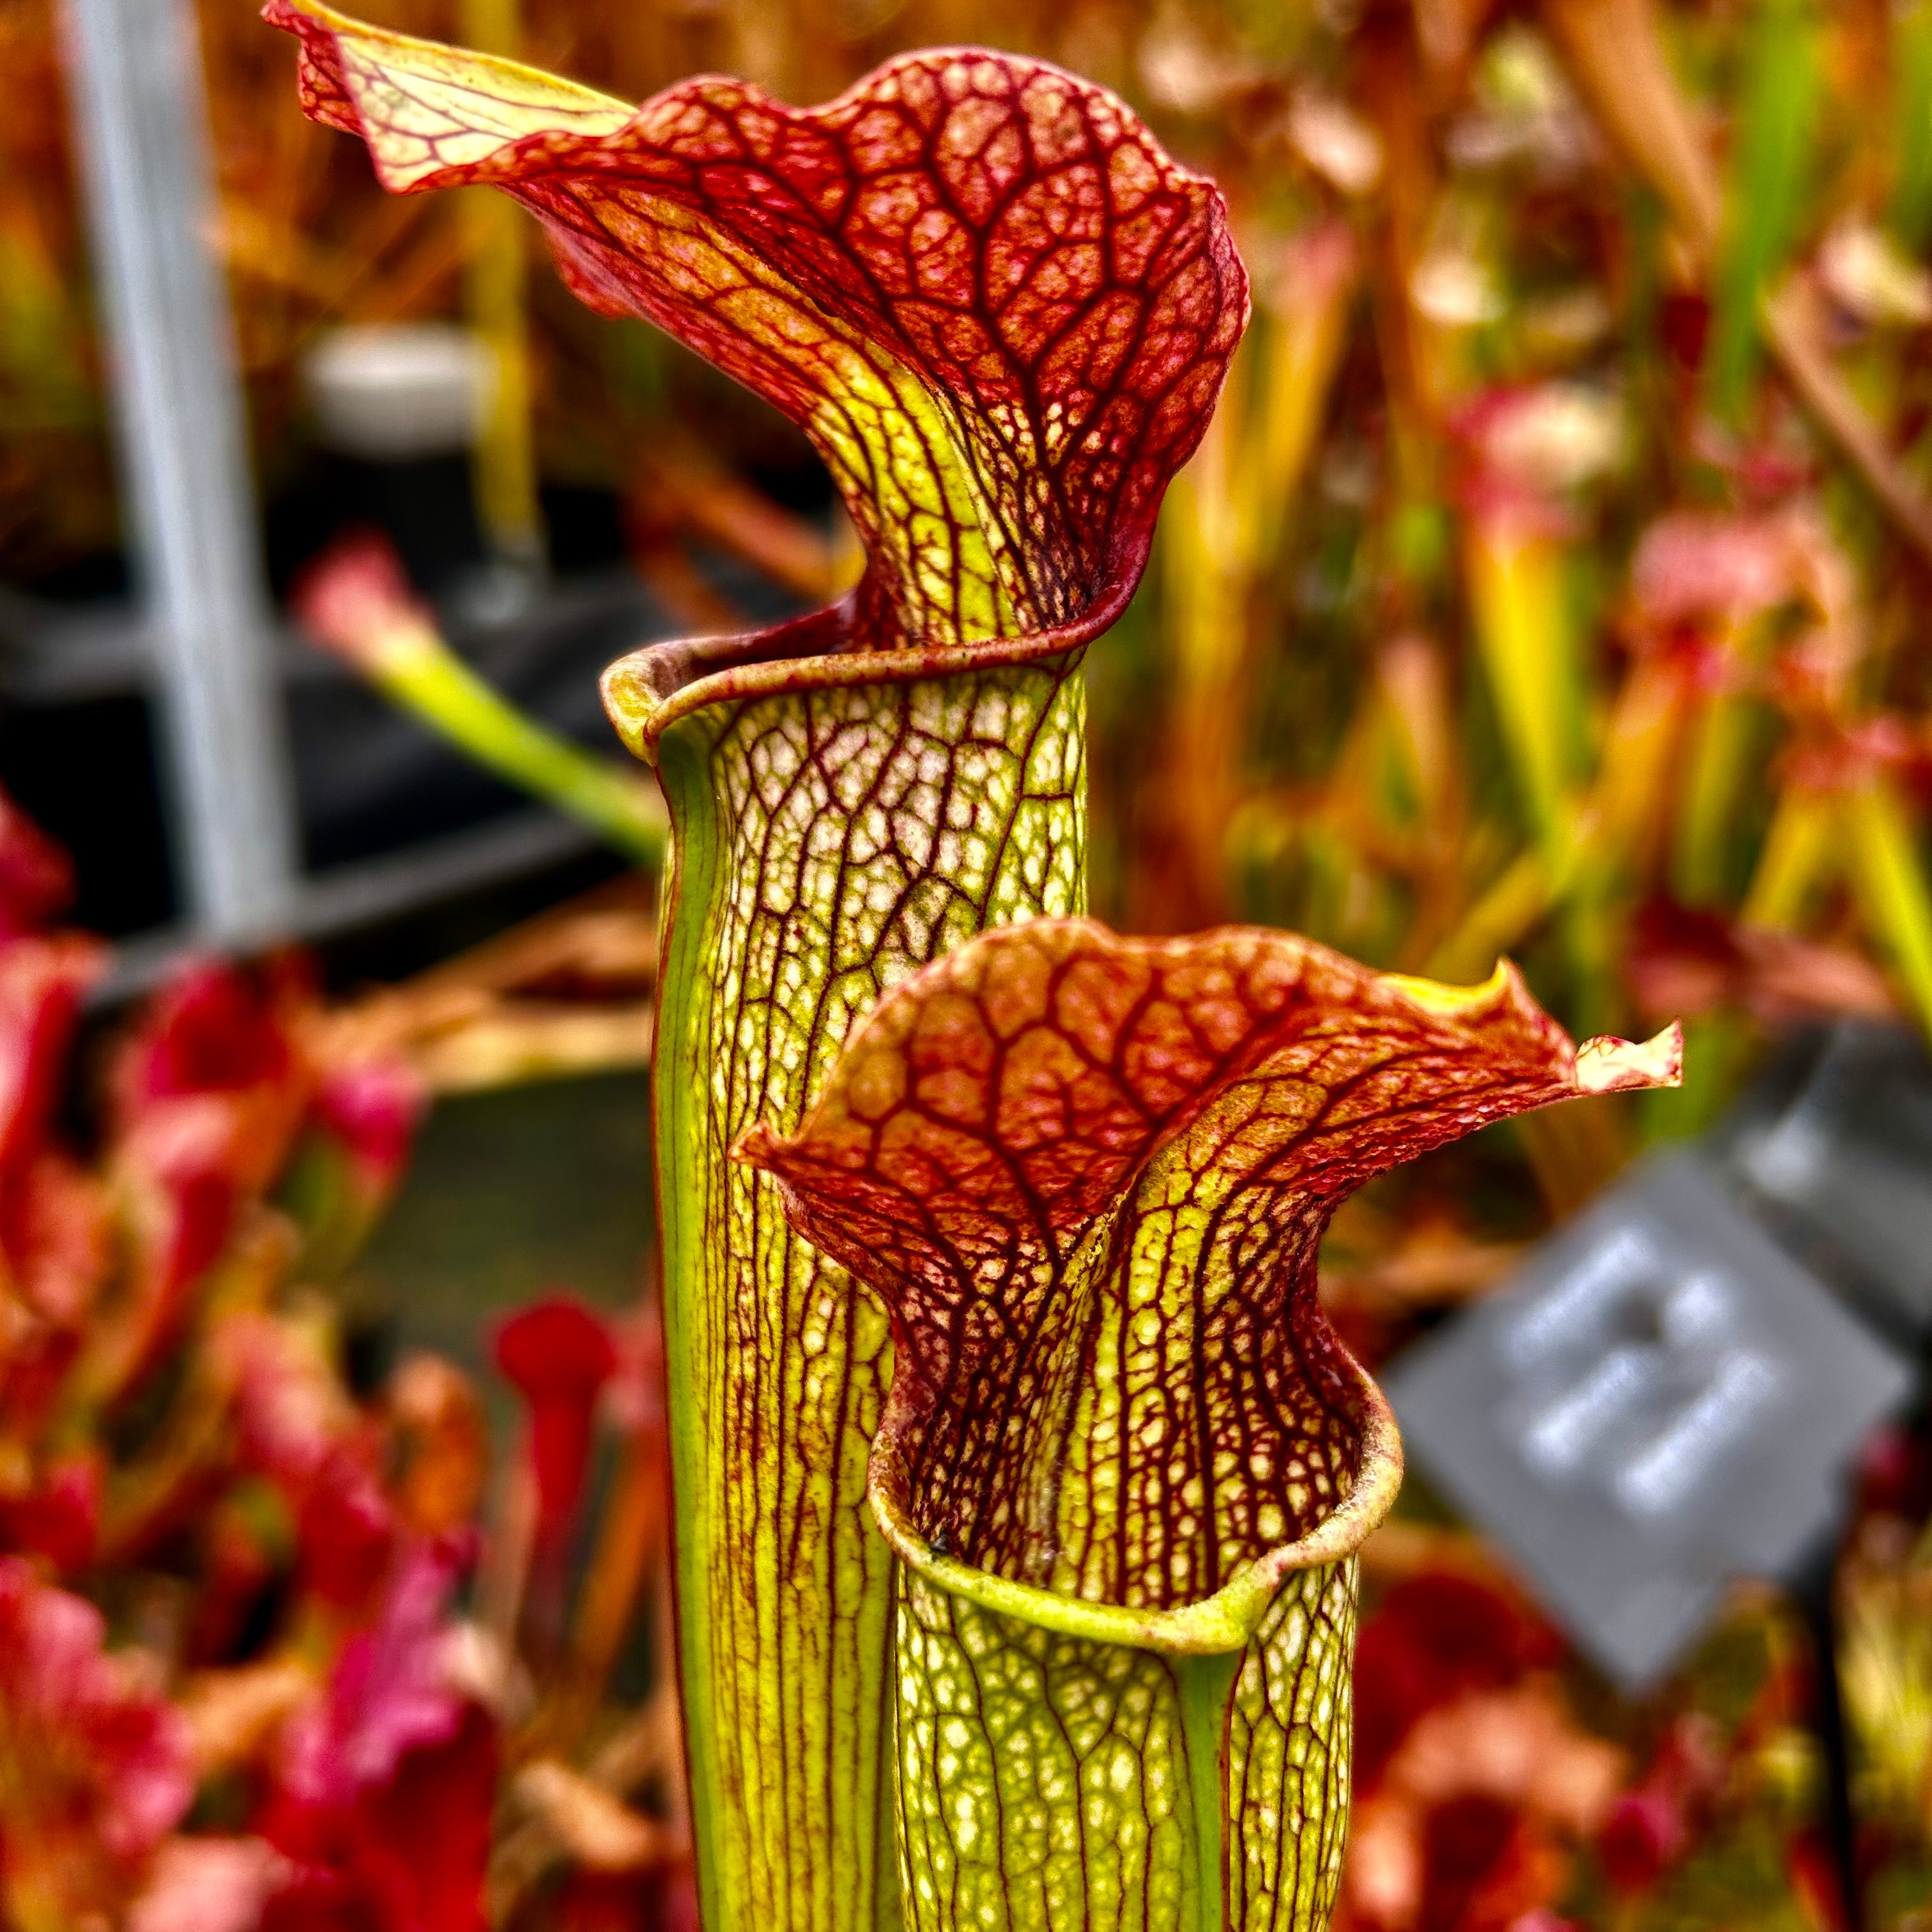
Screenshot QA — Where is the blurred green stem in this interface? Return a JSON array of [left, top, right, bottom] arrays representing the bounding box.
[[367, 624, 666, 867], [1706, 0, 1822, 427], [1461, 510, 1620, 1022], [1464, 515, 1581, 862], [1742, 785, 1834, 928], [1848, 776, 1932, 1037], [1160, 228, 1355, 924], [463, 0, 544, 567], [1671, 686, 1758, 906], [1894, 1, 1932, 249]]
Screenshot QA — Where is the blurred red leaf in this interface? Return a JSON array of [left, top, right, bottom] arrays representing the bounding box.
[[130, 1837, 288, 1932], [1630, 510, 1802, 631], [0, 786, 74, 937], [114, 960, 310, 1195], [1354, 1571, 1565, 1792], [296, 1450, 397, 1613], [494, 1294, 617, 1558], [0, 1449, 101, 1573], [1626, 896, 1896, 1024], [222, 1312, 397, 1612], [0, 1556, 194, 1926], [310, 1055, 425, 1197], [1595, 1713, 1726, 1896], [261, 1537, 494, 1932], [0, 933, 105, 1193]]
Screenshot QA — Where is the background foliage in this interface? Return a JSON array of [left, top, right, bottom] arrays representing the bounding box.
[[8, 0, 1932, 1926]]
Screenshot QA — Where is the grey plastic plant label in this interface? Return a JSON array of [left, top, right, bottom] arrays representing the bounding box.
[[1384, 1153, 1913, 1689]]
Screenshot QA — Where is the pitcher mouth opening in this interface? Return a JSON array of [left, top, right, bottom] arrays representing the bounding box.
[[865, 1337, 1405, 1658], [599, 556, 1140, 763]]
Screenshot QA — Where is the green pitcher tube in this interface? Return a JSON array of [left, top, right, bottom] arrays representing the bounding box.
[[615, 644, 1087, 1931]]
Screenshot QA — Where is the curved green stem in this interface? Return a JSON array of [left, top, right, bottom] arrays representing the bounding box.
[[365, 627, 666, 867]]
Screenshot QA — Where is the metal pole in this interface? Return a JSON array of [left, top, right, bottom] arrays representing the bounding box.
[[59, 0, 299, 946]]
